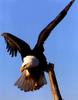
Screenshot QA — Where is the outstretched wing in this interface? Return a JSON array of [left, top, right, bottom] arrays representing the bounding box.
[[2, 33, 31, 59], [34, 0, 74, 51]]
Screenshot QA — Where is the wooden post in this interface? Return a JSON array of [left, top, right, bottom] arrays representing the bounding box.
[[48, 63, 62, 100]]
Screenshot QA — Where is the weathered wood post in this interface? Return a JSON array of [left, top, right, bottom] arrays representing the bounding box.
[[48, 63, 62, 100]]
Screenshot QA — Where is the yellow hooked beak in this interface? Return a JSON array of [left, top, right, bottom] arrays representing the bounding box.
[[20, 63, 30, 73]]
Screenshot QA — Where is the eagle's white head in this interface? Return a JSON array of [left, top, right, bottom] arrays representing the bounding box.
[[20, 56, 39, 76]]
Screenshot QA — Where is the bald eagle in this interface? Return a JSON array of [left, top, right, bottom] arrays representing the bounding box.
[[2, 1, 74, 92]]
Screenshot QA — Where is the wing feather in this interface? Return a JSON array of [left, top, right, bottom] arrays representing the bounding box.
[[34, 0, 74, 49], [2, 33, 31, 59]]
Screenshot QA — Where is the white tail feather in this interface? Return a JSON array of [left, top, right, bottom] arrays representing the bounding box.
[[15, 71, 47, 92]]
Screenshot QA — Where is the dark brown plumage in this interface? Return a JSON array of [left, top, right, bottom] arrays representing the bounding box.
[[2, 0, 74, 92]]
